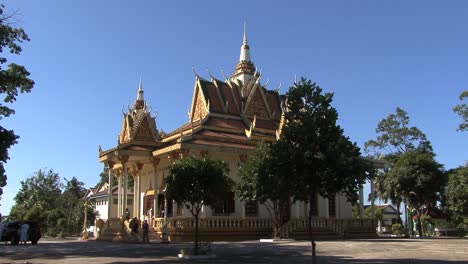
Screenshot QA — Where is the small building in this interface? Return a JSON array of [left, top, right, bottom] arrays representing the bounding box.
[[84, 184, 134, 236]]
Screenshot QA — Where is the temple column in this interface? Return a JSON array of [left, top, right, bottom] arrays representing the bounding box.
[[118, 155, 129, 219], [117, 171, 122, 218], [106, 161, 115, 220], [151, 157, 160, 224], [359, 184, 364, 218], [122, 163, 128, 219], [132, 174, 139, 219], [134, 163, 144, 220]]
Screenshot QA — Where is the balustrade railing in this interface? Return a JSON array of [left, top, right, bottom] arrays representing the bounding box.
[[152, 217, 376, 237]]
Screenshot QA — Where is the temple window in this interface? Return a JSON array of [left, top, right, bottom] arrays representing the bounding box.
[[213, 192, 235, 215]]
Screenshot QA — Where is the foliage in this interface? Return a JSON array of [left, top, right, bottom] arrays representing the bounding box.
[[62, 177, 87, 235], [365, 107, 429, 155], [253, 78, 369, 263], [0, 4, 35, 201], [364, 205, 383, 221], [453, 91, 467, 131], [365, 107, 432, 222], [281, 78, 370, 205], [390, 151, 445, 210], [166, 157, 233, 255], [446, 166, 468, 226], [9, 168, 92, 237], [392, 223, 403, 235], [237, 142, 294, 238]]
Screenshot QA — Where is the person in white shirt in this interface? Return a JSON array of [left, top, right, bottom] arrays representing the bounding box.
[[20, 223, 29, 245]]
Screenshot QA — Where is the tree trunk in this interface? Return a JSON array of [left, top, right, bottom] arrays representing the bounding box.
[[396, 200, 402, 224], [308, 194, 317, 264], [194, 212, 199, 255]]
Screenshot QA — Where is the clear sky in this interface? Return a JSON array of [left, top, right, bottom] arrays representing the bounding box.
[[1, 0, 467, 215]]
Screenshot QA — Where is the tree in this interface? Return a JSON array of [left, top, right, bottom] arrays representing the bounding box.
[[10, 169, 62, 234], [365, 107, 430, 222], [237, 142, 294, 238], [280, 78, 369, 263], [165, 157, 233, 255], [364, 205, 383, 222], [446, 166, 468, 227], [389, 150, 445, 237], [0, 4, 35, 200], [61, 177, 86, 235], [454, 91, 468, 131]]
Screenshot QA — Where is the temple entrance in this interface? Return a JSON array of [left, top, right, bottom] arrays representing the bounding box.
[[143, 194, 154, 220], [157, 194, 173, 217]]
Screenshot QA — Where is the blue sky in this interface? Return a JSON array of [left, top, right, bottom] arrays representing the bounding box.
[[1, 1, 467, 215]]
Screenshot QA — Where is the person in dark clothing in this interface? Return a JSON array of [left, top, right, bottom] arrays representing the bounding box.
[[142, 220, 149, 243], [130, 217, 138, 234]]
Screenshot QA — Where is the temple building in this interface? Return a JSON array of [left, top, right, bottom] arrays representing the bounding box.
[[97, 27, 375, 240]]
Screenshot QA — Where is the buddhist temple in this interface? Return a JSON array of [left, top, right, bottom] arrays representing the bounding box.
[[97, 26, 376, 241]]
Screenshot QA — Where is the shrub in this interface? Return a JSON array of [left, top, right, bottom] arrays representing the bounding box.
[[392, 223, 403, 235]]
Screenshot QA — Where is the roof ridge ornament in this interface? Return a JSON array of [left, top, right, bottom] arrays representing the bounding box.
[[239, 22, 251, 62], [192, 65, 207, 81]]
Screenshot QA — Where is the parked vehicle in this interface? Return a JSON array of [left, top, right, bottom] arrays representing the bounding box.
[[1, 221, 41, 245]]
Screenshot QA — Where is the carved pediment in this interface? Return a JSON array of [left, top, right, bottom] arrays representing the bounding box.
[[244, 87, 270, 119]]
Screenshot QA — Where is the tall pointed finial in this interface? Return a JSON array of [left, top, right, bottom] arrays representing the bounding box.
[[137, 77, 144, 101], [243, 21, 248, 45], [239, 22, 251, 62]]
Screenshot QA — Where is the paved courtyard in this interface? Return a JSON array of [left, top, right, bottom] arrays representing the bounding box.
[[0, 238, 467, 264]]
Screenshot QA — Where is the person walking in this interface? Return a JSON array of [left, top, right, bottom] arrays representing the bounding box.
[[20, 222, 29, 245], [142, 220, 149, 243]]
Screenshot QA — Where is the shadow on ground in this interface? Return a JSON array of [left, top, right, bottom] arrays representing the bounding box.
[[0, 240, 466, 264]]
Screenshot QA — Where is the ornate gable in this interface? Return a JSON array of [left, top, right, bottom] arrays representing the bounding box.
[[243, 86, 271, 119], [118, 81, 159, 145], [190, 80, 209, 122]]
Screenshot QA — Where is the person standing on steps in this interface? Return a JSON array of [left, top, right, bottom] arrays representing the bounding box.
[[142, 220, 149, 243]]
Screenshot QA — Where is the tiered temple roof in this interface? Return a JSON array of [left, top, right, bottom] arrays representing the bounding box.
[[100, 25, 286, 161]]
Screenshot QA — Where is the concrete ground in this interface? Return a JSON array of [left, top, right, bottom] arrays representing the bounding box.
[[0, 238, 467, 264]]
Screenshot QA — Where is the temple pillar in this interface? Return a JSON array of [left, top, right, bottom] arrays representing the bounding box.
[[151, 157, 160, 224], [117, 171, 122, 218], [122, 163, 128, 219], [133, 163, 144, 220], [106, 161, 115, 220]]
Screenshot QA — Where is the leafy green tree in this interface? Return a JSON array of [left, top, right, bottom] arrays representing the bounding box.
[[0, 4, 35, 200], [446, 166, 468, 226], [237, 142, 294, 238], [365, 107, 430, 221], [166, 157, 233, 255], [61, 177, 86, 235], [279, 78, 369, 263], [390, 150, 445, 237], [454, 91, 467, 131], [10, 169, 62, 234], [364, 205, 383, 222]]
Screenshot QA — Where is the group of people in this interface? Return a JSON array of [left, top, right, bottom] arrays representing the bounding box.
[[127, 215, 150, 243], [0, 221, 30, 244]]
